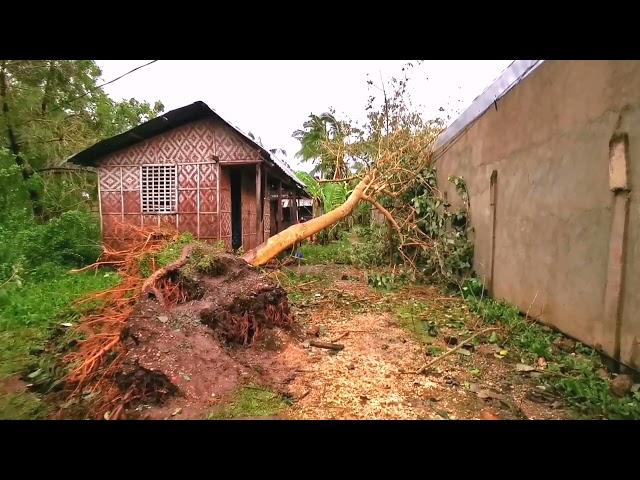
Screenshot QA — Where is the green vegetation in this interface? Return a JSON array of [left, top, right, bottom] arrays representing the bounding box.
[[297, 226, 390, 267], [394, 301, 435, 344], [292, 111, 350, 179], [0, 267, 119, 418], [394, 299, 470, 346], [280, 269, 325, 287], [207, 385, 291, 419], [0, 60, 164, 418], [295, 169, 474, 288], [297, 237, 352, 265], [461, 279, 640, 420], [366, 271, 410, 291], [139, 233, 200, 277], [0, 387, 48, 420], [0, 210, 102, 284], [0, 60, 163, 418], [277, 269, 328, 304], [0, 60, 163, 218], [191, 244, 227, 275]]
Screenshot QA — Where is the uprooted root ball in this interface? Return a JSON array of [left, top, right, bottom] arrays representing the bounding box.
[[109, 244, 298, 416], [161, 247, 296, 345], [115, 363, 179, 405], [199, 285, 293, 345], [64, 229, 300, 419]]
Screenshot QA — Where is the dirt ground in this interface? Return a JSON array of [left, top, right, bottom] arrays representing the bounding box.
[[114, 261, 569, 420], [277, 264, 568, 420]]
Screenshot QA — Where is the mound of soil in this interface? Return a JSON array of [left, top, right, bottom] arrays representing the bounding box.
[[113, 248, 306, 419]]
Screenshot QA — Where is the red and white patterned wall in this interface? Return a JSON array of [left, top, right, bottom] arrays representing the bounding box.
[[241, 168, 257, 251], [98, 118, 263, 249]]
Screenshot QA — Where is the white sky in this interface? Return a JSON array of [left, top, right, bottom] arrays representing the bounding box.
[[97, 60, 513, 172]]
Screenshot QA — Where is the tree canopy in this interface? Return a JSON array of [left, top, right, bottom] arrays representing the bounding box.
[[0, 60, 164, 217]]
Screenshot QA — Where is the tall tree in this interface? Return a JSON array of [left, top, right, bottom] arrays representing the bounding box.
[[0, 60, 164, 216], [292, 110, 349, 180], [244, 63, 445, 266]]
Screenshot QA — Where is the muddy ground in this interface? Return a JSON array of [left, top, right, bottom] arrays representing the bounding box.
[[111, 260, 569, 420], [279, 264, 568, 420]]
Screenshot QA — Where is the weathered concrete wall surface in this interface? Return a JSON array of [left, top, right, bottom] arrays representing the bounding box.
[[434, 60, 640, 369]]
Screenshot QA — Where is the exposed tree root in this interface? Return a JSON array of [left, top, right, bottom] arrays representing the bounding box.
[[62, 221, 297, 420], [141, 244, 195, 306], [63, 222, 181, 419]]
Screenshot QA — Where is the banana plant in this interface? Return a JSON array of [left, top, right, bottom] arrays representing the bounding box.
[[295, 171, 352, 214]]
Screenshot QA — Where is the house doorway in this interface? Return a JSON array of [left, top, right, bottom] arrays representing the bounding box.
[[230, 170, 242, 250]]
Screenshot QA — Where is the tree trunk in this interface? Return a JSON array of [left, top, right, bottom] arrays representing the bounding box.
[[0, 61, 43, 217], [0, 62, 21, 163], [41, 61, 56, 115], [242, 173, 372, 266]]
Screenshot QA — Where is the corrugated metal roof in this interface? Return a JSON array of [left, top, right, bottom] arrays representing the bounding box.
[[67, 101, 307, 191], [434, 60, 544, 156], [283, 198, 313, 207], [269, 153, 304, 188]]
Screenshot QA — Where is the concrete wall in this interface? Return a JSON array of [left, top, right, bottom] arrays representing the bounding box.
[[434, 60, 640, 369]]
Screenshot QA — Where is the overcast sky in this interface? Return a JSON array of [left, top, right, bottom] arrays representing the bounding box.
[[96, 60, 513, 172]]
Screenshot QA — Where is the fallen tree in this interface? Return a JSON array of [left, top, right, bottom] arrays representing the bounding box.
[[64, 224, 297, 419], [242, 64, 453, 270], [243, 127, 440, 269], [59, 63, 471, 419], [243, 66, 474, 284]]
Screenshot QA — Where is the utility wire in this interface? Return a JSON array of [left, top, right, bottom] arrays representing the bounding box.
[[65, 60, 158, 106], [13, 60, 159, 129]]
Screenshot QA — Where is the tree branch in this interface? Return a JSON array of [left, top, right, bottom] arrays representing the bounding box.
[[36, 166, 95, 174], [362, 194, 401, 236], [415, 327, 498, 374], [317, 174, 363, 184]]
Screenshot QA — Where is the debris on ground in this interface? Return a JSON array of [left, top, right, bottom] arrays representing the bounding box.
[[58, 224, 300, 419], [553, 337, 576, 353], [46, 252, 617, 420], [308, 340, 344, 351], [610, 374, 634, 398]]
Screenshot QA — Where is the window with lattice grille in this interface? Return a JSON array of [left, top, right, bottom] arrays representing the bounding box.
[[141, 165, 177, 214]]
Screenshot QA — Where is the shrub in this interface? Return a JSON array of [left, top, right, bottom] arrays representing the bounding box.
[[19, 211, 102, 269], [0, 210, 101, 283]]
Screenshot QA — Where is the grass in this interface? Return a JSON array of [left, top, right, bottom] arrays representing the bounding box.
[[388, 272, 640, 419], [394, 298, 471, 344], [0, 388, 48, 420], [461, 282, 640, 419], [394, 300, 435, 344], [297, 239, 351, 265], [0, 265, 120, 419], [275, 269, 329, 305], [296, 227, 389, 269], [281, 269, 326, 287], [366, 271, 409, 291], [138, 233, 220, 277], [207, 385, 291, 419]]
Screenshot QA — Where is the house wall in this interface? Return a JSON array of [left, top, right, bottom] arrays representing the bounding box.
[[435, 60, 640, 369], [97, 118, 262, 249]]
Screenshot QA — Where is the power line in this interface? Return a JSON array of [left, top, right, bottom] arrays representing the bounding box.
[[13, 60, 159, 129], [67, 60, 158, 105]]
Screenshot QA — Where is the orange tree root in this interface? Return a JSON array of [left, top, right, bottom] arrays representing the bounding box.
[[63, 221, 181, 418]]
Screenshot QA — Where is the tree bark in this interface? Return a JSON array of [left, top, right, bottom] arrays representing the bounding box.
[[0, 61, 43, 216], [41, 61, 56, 115], [309, 340, 344, 351], [0, 61, 21, 163], [141, 244, 195, 305], [242, 173, 372, 266]]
